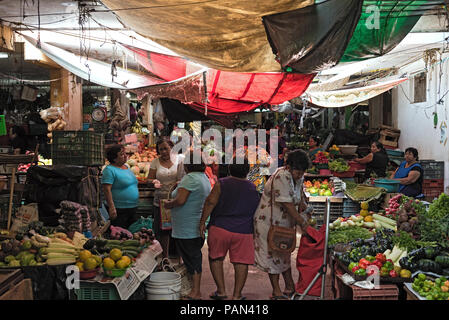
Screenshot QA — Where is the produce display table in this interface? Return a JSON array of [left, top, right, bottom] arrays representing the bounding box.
[[404, 285, 419, 300], [74, 241, 162, 300], [331, 258, 399, 300]]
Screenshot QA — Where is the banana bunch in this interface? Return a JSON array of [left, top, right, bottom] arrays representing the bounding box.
[[132, 121, 143, 134]]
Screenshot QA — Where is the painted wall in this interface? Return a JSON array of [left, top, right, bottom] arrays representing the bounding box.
[[392, 53, 449, 193]]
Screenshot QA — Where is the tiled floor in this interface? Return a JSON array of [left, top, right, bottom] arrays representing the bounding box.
[[198, 239, 335, 300]]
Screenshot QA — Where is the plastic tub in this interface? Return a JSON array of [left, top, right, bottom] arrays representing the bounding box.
[[337, 145, 358, 155], [373, 179, 400, 193], [145, 271, 181, 300]]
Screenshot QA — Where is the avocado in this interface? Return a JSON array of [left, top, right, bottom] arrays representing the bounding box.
[[4, 255, 16, 263], [8, 260, 20, 267]]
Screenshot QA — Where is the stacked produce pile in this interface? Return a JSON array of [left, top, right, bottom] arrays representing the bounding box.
[[329, 201, 397, 233], [0, 231, 87, 267], [410, 273, 449, 300], [417, 193, 449, 247], [127, 147, 157, 182], [304, 179, 333, 196], [59, 201, 84, 233], [312, 151, 330, 167], [329, 158, 350, 173], [335, 229, 413, 280], [39, 106, 67, 144]]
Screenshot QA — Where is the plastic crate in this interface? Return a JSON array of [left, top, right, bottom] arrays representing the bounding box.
[[423, 187, 444, 202], [51, 131, 104, 166], [74, 281, 120, 300], [342, 198, 360, 217], [352, 284, 399, 300], [422, 179, 444, 189], [309, 198, 343, 226], [0, 201, 19, 229], [420, 160, 445, 180]]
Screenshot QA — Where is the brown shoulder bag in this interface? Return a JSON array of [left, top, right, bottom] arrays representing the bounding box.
[[267, 170, 296, 254]]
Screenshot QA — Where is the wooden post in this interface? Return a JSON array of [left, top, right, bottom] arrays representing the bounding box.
[[7, 167, 16, 231]]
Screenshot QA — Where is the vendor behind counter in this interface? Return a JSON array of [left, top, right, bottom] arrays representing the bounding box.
[[9, 125, 29, 154], [354, 141, 389, 180]]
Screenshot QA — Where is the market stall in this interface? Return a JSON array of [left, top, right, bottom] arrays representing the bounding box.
[[324, 193, 449, 300]]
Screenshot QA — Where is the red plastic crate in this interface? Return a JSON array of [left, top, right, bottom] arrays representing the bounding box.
[[331, 170, 355, 178], [423, 179, 444, 189], [352, 284, 399, 300], [423, 187, 444, 201]]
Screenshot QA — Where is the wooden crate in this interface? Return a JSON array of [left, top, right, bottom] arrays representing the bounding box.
[[0, 279, 33, 300], [0, 269, 23, 296]]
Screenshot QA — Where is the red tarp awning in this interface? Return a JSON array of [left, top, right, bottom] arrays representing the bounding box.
[[124, 44, 315, 114]]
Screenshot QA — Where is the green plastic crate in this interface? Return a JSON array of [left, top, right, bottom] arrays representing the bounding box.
[[75, 282, 120, 300], [51, 131, 104, 166], [0, 115, 6, 136]]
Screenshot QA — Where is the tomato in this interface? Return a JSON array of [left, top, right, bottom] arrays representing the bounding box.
[[375, 253, 386, 263], [352, 266, 360, 273], [359, 262, 369, 270], [389, 270, 398, 278], [359, 258, 370, 265]]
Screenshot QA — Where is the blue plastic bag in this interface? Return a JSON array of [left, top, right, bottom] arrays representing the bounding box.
[[128, 216, 153, 233]]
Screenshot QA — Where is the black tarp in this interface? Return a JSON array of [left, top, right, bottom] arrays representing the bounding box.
[[160, 98, 238, 128], [25, 165, 101, 226], [262, 0, 363, 73]]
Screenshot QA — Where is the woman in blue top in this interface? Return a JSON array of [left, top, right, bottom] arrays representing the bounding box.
[[102, 145, 139, 229], [163, 150, 211, 300], [390, 147, 423, 197]]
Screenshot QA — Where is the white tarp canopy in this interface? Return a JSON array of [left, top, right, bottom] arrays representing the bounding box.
[[21, 34, 165, 89]]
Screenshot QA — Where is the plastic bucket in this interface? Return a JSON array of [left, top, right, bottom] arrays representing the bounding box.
[[145, 272, 181, 300]]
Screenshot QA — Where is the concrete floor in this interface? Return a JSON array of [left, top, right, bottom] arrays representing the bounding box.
[[197, 235, 335, 300]]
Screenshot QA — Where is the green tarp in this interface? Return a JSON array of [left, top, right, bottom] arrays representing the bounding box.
[[341, 0, 430, 62]]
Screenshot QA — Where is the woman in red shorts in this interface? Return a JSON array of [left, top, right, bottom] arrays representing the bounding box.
[[199, 156, 260, 300]]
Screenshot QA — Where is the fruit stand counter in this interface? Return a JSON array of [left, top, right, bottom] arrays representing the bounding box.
[[73, 241, 162, 300]]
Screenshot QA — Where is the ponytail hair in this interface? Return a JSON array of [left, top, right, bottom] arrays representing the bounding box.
[[372, 141, 386, 154]]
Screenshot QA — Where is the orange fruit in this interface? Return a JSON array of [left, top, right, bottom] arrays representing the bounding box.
[[84, 257, 97, 271], [79, 250, 92, 263], [120, 256, 131, 267], [103, 257, 115, 270], [75, 261, 84, 272], [109, 248, 123, 262], [115, 259, 128, 270]]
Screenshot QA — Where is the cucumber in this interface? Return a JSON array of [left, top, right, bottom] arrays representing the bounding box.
[[123, 250, 138, 258], [106, 240, 122, 246], [122, 240, 140, 247], [122, 246, 142, 252]]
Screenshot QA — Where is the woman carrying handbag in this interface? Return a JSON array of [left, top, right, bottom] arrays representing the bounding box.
[[253, 149, 312, 300]]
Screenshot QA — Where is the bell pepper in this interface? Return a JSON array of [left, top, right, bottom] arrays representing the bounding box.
[[373, 260, 383, 270], [375, 253, 386, 263], [352, 266, 360, 273], [365, 255, 376, 262], [383, 261, 394, 270], [359, 261, 369, 270], [355, 268, 367, 276], [359, 258, 370, 265], [389, 270, 398, 278], [386, 259, 394, 264], [380, 267, 390, 277], [348, 262, 358, 271]]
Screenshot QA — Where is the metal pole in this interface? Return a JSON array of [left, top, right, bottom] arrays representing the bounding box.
[[320, 197, 331, 299]]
